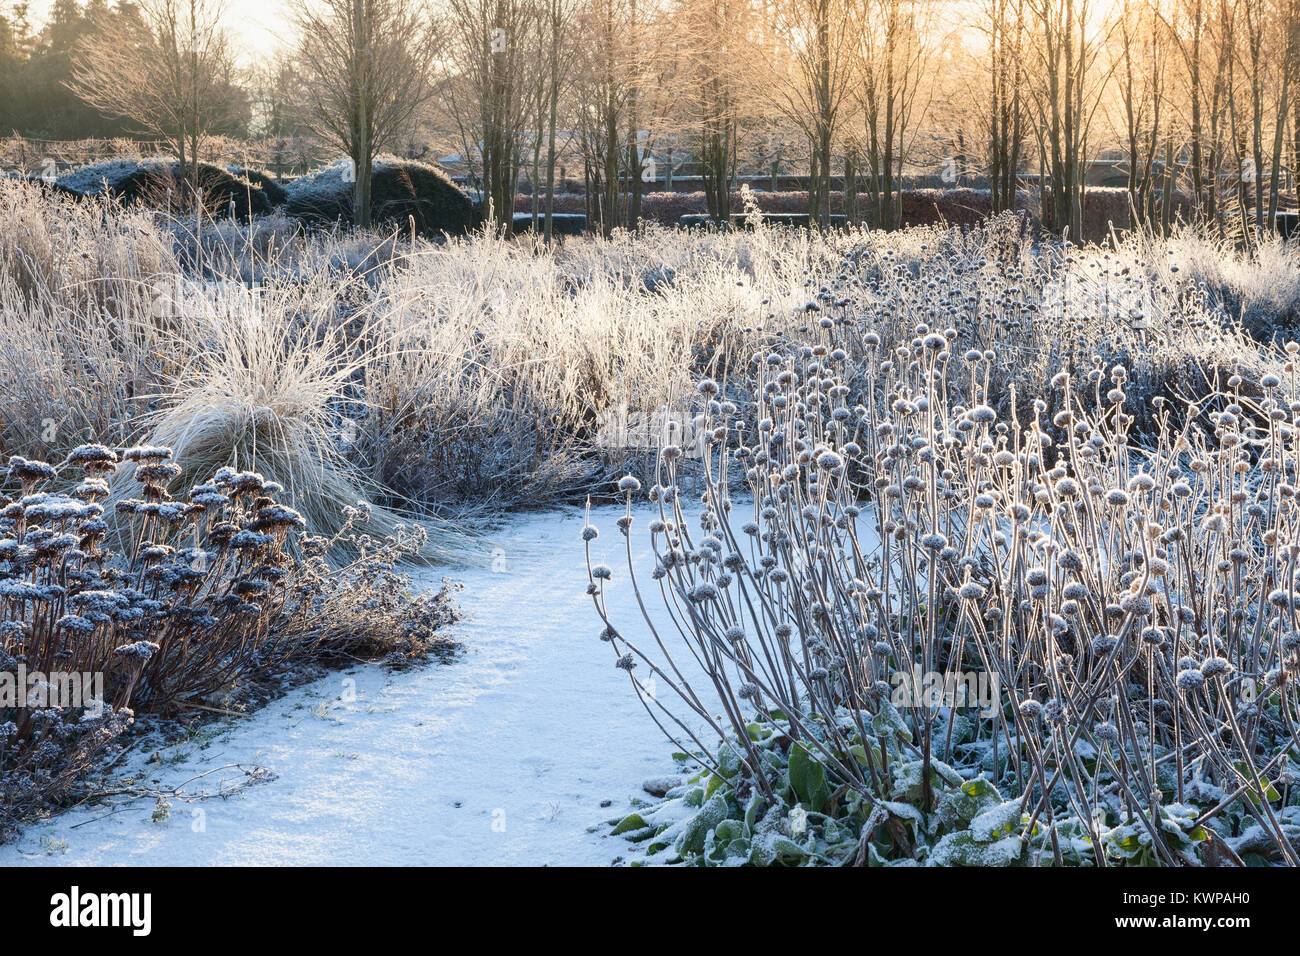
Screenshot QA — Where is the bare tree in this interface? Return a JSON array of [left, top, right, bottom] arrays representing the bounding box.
[[675, 0, 760, 222], [519, 0, 579, 239], [67, 0, 240, 207], [540, 0, 582, 241], [766, 0, 855, 227], [1158, 0, 1209, 223], [570, 0, 637, 235], [1204, 0, 1235, 233], [852, 0, 931, 230], [441, 0, 538, 233], [1023, 0, 1111, 238], [985, 0, 1027, 214], [290, 0, 441, 228], [1114, 0, 1170, 229], [1236, 0, 1296, 238]]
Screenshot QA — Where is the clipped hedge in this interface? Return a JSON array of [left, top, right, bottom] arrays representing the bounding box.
[[230, 166, 289, 207], [285, 157, 480, 238], [512, 212, 587, 235], [55, 159, 276, 219]]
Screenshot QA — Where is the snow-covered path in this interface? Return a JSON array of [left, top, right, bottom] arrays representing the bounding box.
[[0, 503, 711, 866]]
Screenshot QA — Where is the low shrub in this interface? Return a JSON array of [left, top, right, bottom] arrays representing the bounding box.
[[523, 190, 1001, 229], [0, 443, 456, 839], [512, 212, 587, 236], [229, 166, 289, 207], [56, 158, 275, 219], [898, 188, 994, 228]]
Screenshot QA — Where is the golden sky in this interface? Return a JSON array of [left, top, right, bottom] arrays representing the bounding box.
[[226, 0, 288, 59], [25, 0, 1126, 65], [27, 0, 287, 61]]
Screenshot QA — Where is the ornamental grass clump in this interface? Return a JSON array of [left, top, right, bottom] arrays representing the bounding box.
[[1, 178, 1282, 519], [1, 442, 454, 838], [589, 324, 1300, 867]]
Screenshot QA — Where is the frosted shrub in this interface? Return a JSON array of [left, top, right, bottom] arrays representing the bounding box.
[[0, 442, 453, 837], [589, 325, 1300, 866]]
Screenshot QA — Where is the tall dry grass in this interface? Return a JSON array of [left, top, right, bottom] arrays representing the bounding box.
[[0, 177, 1291, 546], [0, 181, 457, 555]]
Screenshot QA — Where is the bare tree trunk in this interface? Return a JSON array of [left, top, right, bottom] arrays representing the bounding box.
[[353, 0, 372, 228], [1267, 8, 1295, 234], [543, 0, 561, 241], [844, 147, 857, 222]]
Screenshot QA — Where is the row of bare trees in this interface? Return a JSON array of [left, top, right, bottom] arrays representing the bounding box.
[[60, 0, 1300, 240], [969, 0, 1300, 239]]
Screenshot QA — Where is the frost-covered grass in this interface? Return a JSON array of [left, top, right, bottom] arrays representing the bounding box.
[[4, 173, 1300, 864], [1, 178, 1289, 529]]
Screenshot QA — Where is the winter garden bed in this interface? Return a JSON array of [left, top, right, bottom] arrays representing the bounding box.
[[4, 175, 1300, 863]]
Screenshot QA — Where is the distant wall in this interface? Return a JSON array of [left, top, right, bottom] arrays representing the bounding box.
[[517, 186, 1194, 241]]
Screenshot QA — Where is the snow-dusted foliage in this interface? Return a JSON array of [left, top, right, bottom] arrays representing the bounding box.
[[0, 443, 453, 838], [591, 322, 1300, 866], [284, 155, 478, 237], [54, 157, 276, 218], [55, 157, 171, 195], [1, 178, 1286, 521], [282, 157, 366, 208]]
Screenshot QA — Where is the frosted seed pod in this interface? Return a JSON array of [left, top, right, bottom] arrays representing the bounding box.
[[1200, 657, 1232, 678], [1127, 473, 1155, 493], [1120, 592, 1152, 616], [1091, 634, 1118, 655], [1092, 722, 1120, 744], [920, 533, 948, 551]]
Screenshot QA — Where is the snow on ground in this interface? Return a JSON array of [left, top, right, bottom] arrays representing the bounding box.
[[0, 501, 719, 867]]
